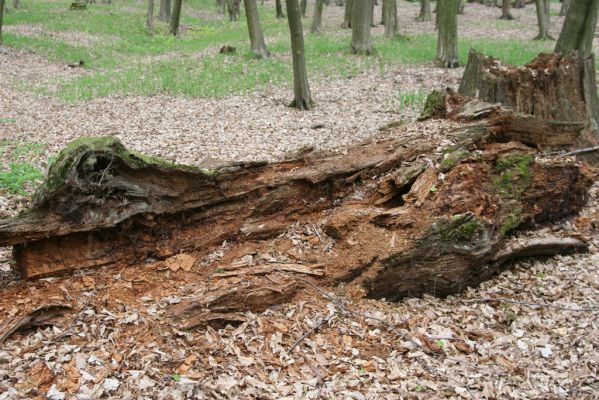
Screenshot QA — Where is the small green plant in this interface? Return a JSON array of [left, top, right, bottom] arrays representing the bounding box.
[[397, 90, 429, 114], [358, 368, 367, 376], [213, 268, 225, 273], [414, 383, 425, 392], [0, 162, 45, 194], [171, 374, 181, 382], [435, 339, 445, 348]]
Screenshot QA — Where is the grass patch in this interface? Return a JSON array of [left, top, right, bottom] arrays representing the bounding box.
[[0, 141, 46, 194], [3, 0, 560, 101]]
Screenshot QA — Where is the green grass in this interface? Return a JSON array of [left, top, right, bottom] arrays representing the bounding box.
[[2, 0, 558, 102], [0, 141, 46, 194]]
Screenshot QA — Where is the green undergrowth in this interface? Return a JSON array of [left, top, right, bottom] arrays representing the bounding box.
[[0, 141, 46, 195], [2, 0, 560, 102]]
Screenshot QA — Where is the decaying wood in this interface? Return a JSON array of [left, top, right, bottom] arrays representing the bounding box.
[[0, 304, 73, 344], [0, 80, 596, 323], [458, 50, 599, 161]]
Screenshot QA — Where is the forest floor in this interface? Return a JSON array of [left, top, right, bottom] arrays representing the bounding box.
[[1, 1, 598, 399]]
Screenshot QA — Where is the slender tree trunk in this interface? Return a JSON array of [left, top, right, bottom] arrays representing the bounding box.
[[513, 0, 525, 8], [383, 0, 397, 37], [147, 0, 155, 35], [342, 0, 352, 27], [310, 0, 324, 32], [227, 0, 240, 20], [12, 0, 18, 9], [555, 0, 599, 57], [417, 0, 431, 21], [170, 0, 183, 35], [534, 0, 551, 40], [351, 0, 373, 54], [300, 0, 307, 16], [458, 0, 464, 14], [276, 0, 285, 17], [559, 0, 572, 16], [159, 0, 171, 21], [436, 0, 460, 68], [0, 0, 4, 51], [285, 0, 313, 110], [499, 0, 513, 19], [243, 0, 269, 58], [216, 0, 226, 14]]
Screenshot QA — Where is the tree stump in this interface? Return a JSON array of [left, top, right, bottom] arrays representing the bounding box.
[[459, 50, 599, 162]]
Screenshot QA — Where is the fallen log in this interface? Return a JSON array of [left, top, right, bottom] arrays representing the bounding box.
[[0, 93, 595, 320]]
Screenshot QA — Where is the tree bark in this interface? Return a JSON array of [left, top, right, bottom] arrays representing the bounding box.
[[416, 0, 431, 21], [500, 0, 513, 19], [383, 0, 397, 37], [436, 0, 460, 68], [286, 0, 313, 109], [147, 0, 155, 35], [158, 0, 171, 21], [170, 0, 183, 35], [459, 50, 599, 162], [559, 0, 572, 16], [226, 0, 240, 20], [342, 0, 352, 27], [12, 0, 18, 9], [243, 0, 269, 58], [0, 96, 593, 307], [555, 0, 599, 58], [300, 0, 307, 16], [0, 0, 4, 52], [534, 0, 551, 40], [310, 0, 324, 33], [351, 0, 373, 54], [276, 0, 285, 17]]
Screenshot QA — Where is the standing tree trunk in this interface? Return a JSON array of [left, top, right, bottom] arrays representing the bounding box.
[[276, 0, 285, 17], [513, 0, 525, 7], [286, 0, 313, 110], [436, 0, 460, 68], [0, 0, 4, 52], [351, 0, 373, 54], [310, 0, 324, 32], [559, 0, 572, 16], [342, 0, 352, 27], [170, 0, 183, 35], [243, 0, 270, 58], [534, 0, 551, 40], [500, 0, 513, 19], [158, 0, 171, 21], [458, 0, 464, 14], [216, 0, 226, 14], [383, 0, 397, 37], [555, 0, 599, 58], [300, 0, 307, 16], [12, 0, 18, 9], [147, 0, 155, 35], [227, 0, 240, 20], [416, 0, 431, 21]]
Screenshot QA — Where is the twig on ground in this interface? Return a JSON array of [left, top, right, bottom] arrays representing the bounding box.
[[288, 314, 333, 352]]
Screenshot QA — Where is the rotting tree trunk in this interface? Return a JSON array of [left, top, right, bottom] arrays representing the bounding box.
[[534, 0, 551, 40], [0, 90, 595, 317], [147, 0, 155, 35], [459, 50, 599, 163], [276, 0, 285, 17], [310, 0, 324, 33], [555, 0, 599, 58], [416, 0, 431, 21], [383, 0, 397, 37], [500, 0, 513, 19], [286, 0, 313, 109], [158, 0, 171, 21], [342, 0, 352, 28], [351, 0, 373, 54], [170, 0, 183, 35], [243, 0, 270, 58], [436, 0, 460, 67]]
